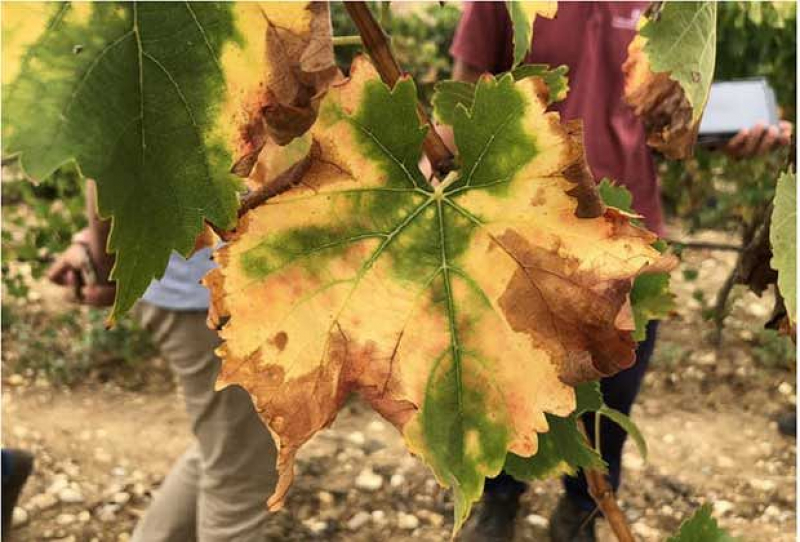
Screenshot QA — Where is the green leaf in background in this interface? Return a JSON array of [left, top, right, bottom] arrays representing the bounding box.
[[770, 168, 796, 324], [598, 179, 675, 340], [598, 405, 648, 461], [2, 2, 242, 320], [639, 1, 718, 123], [667, 504, 738, 542], [432, 64, 568, 125], [505, 1, 557, 67]]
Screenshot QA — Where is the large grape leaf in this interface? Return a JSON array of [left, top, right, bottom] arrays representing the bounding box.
[[205, 57, 668, 530], [506, 2, 558, 67], [770, 168, 796, 324], [2, 2, 334, 321], [623, 2, 718, 159], [667, 504, 738, 542]]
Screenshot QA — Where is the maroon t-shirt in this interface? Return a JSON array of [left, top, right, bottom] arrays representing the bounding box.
[[451, 1, 664, 234]]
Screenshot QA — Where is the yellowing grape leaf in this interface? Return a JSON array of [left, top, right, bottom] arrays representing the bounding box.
[[506, 1, 558, 67], [623, 2, 718, 160], [2, 2, 333, 321], [205, 57, 668, 531]]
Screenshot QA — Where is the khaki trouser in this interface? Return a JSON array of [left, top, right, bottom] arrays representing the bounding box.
[[131, 302, 277, 542]]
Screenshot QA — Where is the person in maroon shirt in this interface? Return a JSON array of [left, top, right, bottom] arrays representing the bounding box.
[[446, 3, 792, 541]]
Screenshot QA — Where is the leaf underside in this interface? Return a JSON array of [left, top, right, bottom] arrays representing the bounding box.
[[623, 2, 718, 160], [506, 1, 558, 67], [206, 56, 665, 531], [770, 168, 796, 324]]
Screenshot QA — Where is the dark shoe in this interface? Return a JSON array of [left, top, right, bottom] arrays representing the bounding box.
[[459, 491, 521, 542], [549, 496, 597, 542], [777, 411, 796, 437], [2, 449, 34, 540]]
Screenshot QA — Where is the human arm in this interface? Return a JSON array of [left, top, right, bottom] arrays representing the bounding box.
[[47, 180, 116, 306]]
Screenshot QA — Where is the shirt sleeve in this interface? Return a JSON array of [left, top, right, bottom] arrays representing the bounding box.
[[449, 2, 514, 74]]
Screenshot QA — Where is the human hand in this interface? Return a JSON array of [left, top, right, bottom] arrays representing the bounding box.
[[726, 120, 793, 159], [47, 229, 116, 307]]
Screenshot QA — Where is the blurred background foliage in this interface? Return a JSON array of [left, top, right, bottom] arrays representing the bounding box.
[[2, 1, 795, 382]]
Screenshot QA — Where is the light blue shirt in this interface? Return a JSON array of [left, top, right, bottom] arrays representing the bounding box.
[[142, 248, 216, 310]]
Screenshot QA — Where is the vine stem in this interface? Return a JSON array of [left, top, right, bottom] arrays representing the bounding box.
[[579, 424, 636, 542], [344, 2, 454, 178]]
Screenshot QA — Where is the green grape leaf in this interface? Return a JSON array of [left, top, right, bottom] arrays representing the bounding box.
[[770, 168, 796, 324], [2, 2, 335, 321], [505, 1, 557, 67], [598, 179, 675, 340], [205, 58, 667, 532], [433, 64, 568, 126], [668, 504, 738, 542], [505, 381, 606, 481], [510, 64, 569, 103], [624, 2, 718, 159]]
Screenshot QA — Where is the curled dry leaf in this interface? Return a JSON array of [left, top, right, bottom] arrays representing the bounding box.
[[230, 2, 338, 178], [623, 2, 717, 160], [205, 57, 669, 531]]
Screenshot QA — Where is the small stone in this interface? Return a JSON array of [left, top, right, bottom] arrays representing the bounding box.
[[714, 500, 735, 515], [78, 511, 91, 523], [347, 511, 372, 530], [7, 374, 25, 386], [355, 468, 383, 492], [28, 493, 59, 510], [117, 534, 130, 542], [347, 432, 366, 446], [750, 478, 777, 492], [764, 505, 781, 518], [367, 420, 386, 432], [632, 522, 660, 538], [397, 512, 420, 530], [421, 511, 444, 528], [132, 483, 147, 498], [317, 491, 335, 506], [526, 514, 548, 528], [11, 507, 28, 527], [56, 513, 76, 525], [390, 473, 406, 488], [778, 382, 793, 396], [57, 487, 84, 504], [696, 351, 716, 366], [371, 510, 387, 525], [97, 504, 120, 522], [47, 478, 70, 495], [112, 466, 127, 477], [663, 434, 676, 445], [112, 492, 131, 505], [302, 518, 328, 535]]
